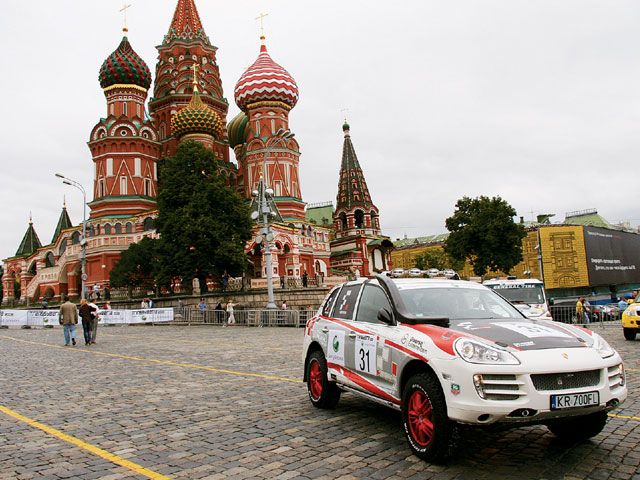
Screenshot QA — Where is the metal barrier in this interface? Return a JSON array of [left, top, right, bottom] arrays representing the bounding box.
[[549, 305, 621, 326], [172, 308, 317, 327]]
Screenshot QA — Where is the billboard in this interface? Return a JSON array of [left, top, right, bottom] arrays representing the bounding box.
[[583, 227, 640, 285], [539, 226, 589, 289]]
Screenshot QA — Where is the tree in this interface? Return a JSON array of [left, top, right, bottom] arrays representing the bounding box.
[[444, 196, 526, 277], [155, 141, 253, 291], [110, 237, 159, 295], [414, 248, 464, 272]]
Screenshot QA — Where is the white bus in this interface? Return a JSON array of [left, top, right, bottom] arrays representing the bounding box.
[[483, 278, 552, 320]]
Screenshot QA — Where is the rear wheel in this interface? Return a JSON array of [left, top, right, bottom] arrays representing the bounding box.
[[306, 350, 340, 409], [401, 372, 453, 463], [623, 328, 637, 341], [546, 410, 608, 441]]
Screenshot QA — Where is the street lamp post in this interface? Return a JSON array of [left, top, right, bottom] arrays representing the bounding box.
[[55, 173, 87, 300], [252, 129, 295, 309]]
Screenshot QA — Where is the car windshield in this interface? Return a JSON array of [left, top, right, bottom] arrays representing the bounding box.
[[486, 284, 545, 304], [398, 286, 523, 320]]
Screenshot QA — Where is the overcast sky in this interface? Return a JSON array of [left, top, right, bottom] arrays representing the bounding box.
[[1, 0, 639, 258]]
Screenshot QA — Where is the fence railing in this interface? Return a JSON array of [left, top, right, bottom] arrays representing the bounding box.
[[549, 305, 622, 326], [172, 308, 317, 328]]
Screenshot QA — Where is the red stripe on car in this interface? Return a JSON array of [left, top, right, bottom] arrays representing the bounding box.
[[328, 362, 400, 405], [385, 339, 429, 363], [406, 324, 462, 356]]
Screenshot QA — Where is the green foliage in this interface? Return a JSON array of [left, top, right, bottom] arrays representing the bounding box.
[[444, 196, 526, 277], [155, 141, 253, 289], [109, 237, 158, 290], [414, 249, 463, 272]]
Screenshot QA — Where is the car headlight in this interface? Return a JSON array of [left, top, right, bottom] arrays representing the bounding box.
[[454, 338, 520, 365], [592, 333, 615, 359]]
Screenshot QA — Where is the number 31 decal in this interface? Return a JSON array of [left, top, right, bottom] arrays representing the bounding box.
[[355, 335, 377, 375]]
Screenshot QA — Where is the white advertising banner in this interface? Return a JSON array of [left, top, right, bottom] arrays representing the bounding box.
[[0, 308, 174, 326]]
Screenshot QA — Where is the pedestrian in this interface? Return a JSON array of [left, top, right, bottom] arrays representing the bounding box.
[[103, 301, 111, 310], [93, 284, 101, 301], [215, 302, 224, 325], [41, 297, 49, 309], [198, 298, 207, 322], [58, 295, 78, 346], [302, 271, 308, 288], [88, 299, 100, 344], [583, 298, 591, 324], [148, 298, 154, 309], [104, 287, 111, 301], [221, 270, 230, 293], [141, 298, 149, 309], [618, 297, 629, 313], [226, 300, 236, 325], [78, 299, 96, 346], [575, 297, 584, 324], [281, 300, 288, 310], [280, 275, 285, 289]]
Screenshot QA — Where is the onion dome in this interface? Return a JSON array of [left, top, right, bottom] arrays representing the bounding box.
[[99, 37, 152, 89], [172, 89, 225, 140], [227, 112, 248, 148], [234, 37, 299, 111]]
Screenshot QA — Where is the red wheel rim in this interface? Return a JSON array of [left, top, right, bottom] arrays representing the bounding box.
[[407, 389, 434, 447], [309, 359, 323, 400]]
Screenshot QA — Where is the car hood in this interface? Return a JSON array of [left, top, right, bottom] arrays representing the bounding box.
[[447, 318, 590, 351]]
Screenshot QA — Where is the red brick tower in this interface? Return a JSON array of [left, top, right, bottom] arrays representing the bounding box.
[[233, 35, 304, 220], [331, 122, 393, 276], [149, 0, 229, 162], [88, 33, 161, 219]]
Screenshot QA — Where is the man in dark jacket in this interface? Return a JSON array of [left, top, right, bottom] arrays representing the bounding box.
[[58, 295, 78, 346], [78, 299, 96, 346]]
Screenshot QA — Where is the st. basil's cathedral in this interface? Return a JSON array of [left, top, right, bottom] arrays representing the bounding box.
[[1, 0, 393, 304]]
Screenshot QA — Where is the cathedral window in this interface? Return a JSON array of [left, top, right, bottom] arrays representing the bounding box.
[[45, 252, 55, 268], [137, 104, 141, 117], [255, 121, 260, 136], [355, 210, 365, 229], [143, 217, 155, 231], [134, 158, 141, 176], [271, 119, 276, 134], [339, 212, 348, 230], [122, 102, 127, 116], [71, 232, 81, 245], [125, 222, 133, 234], [59, 239, 67, 256], [159, 124, 166, 140], [110, 104, 115, 115], [120, 176, 128, 195], [98, 179, 106, 197], [115, 223, 122, 235], [144, 179, 152, 196], [106, 158, 113, 176], [104, 224, 112, 235]]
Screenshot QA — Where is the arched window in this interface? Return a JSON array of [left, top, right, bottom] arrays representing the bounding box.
[[143, 217, 155, 231], [104, 224, 112, 235], [88, 225, 96, 237], [59, 239, 68, 256], [115, 223, 122, 234], [125, 222, 133, 234], [339, 212, 348, 230], [28, 261, 37, 275], [71, 231, 81, 245], [370, 210, 378, 228], [45, 252, 55, 268], [355, 210, 365, 229]]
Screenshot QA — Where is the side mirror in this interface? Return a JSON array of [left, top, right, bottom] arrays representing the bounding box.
[[377, 307, 393, 325]]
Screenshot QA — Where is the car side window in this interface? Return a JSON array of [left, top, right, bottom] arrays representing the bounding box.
[[355, 284, 393, 324], [322, 288, 341, 317], [332, 285, 362, 320]]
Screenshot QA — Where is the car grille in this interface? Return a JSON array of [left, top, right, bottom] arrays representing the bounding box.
[[479, 374, 525, 401], [531, 370, 600, 391], [607, 364, 625, 390]]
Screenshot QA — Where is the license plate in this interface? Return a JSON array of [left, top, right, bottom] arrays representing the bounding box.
[[550, 391, 599, 410]]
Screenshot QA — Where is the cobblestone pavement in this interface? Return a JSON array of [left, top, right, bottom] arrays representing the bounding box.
[[0, 324, 638, 480]]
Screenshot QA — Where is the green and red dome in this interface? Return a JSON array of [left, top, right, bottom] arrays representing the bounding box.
[[172, 91, 225, 140], [99, 37, 152, 90]]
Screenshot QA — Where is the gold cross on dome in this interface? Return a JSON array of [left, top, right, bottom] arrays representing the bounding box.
[[120, 3, 132, 32], [255, 12, 269, 37], [192, 63, 200, 89]]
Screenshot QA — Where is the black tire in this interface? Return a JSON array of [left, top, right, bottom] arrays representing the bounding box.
[[623, 328, 637, 341], [546, 410, 608, 441], [306, 350, 340, 409], [401, 372, 453, 463]]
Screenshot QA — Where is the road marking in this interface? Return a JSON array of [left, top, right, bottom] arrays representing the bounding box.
[[0, 405, 171, 480], [625, 367, 639, 372], [0, 335, 302, 384], [608, 413, 640, 422]]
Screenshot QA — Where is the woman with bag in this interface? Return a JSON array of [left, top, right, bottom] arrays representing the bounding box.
[[226, 300, 236, 325], [79, 299, 96, 346]]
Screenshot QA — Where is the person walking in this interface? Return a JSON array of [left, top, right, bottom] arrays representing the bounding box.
[[575, 297, 585, 324], [226, 300, 236, 325], [221, 271, 230, 293], [88, 300, 100, 345], [79, 299, 96, 346], [58, 295, 78, 346], [302, 271, 308, 288]]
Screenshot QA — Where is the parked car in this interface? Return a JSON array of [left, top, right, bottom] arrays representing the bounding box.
[[408, 268, 422, 277], [303, 276, 627, 462], [621, 300, 640, 340], [426, 268, 440, 278], [391, 268, 405, 278], [442, 269, 457, 279]]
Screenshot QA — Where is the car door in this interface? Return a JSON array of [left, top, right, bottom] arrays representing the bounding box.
[[319, 283, 363, 389], [346, 283, 399, 403]]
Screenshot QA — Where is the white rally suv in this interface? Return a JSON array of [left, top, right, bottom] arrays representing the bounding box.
[[302, 275, 627, 462]]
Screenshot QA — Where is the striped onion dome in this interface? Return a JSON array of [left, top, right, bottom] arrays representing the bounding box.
[[234, 38, 299, 111], [99, 37, 152, 89], [171, 90, 224, 140], [227, 112, 249, 148]]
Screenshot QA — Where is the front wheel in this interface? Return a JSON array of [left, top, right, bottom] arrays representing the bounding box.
[[306, 351, 340, 409], [401, 372, 453, 463], [546, 410, 608, 441], [623, 328, 637, 341]]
